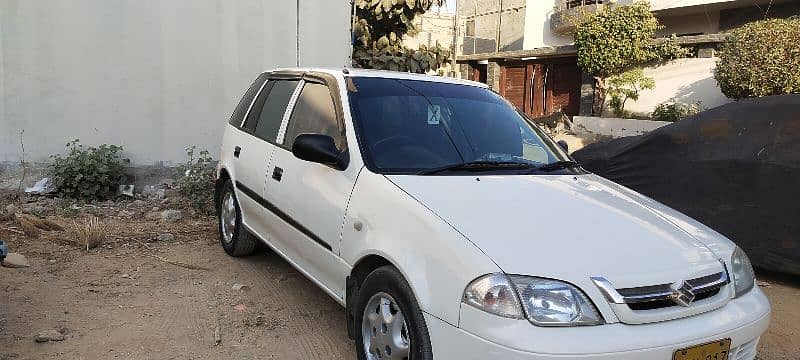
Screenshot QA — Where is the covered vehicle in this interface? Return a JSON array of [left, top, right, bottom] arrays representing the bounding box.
[[573, 95, 800, 276]]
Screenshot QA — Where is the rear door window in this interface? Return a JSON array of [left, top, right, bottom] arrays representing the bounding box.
[[243, 79, 300, 141], [283, 82, 345, 150], [229, 73, 268, 127]]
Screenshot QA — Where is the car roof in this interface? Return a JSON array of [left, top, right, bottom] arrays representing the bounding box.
[[267, 67, 489, 88]]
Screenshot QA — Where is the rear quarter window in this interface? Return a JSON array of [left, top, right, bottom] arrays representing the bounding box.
[[228, 73, 268, 127]]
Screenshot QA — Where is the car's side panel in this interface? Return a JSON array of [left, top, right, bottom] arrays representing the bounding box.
[[232, 133, 277, 239], [340, 170, 501, 326], [259, 77, 361, 299]]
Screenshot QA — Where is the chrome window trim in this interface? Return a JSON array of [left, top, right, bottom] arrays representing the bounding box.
[[240, 73, 272, 128]]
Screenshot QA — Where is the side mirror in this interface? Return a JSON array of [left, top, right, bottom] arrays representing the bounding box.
[[557, 140, 569, 152], [292, 134, 344, 169]]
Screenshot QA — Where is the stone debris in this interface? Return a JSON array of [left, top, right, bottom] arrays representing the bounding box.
[[5, 204, 19, 215], [243, 313, 265, 327], [231, 283, 250, 292], [2, 253, 30, 268], [213, 326, 222, 346], [118, 184, 135, 197], [34, 329, 66, 343], [156, 233, 176, 242], [160, 210, 183, 223], [117, 210, 136, 218]]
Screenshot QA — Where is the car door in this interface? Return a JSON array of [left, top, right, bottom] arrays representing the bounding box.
[[261, 76, 357, 297], [233, 78, 301, 241]]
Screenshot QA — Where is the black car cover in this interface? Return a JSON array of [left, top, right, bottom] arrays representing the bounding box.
[[573, 95, 800, 276]]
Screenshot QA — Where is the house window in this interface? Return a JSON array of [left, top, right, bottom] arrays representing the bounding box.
[[465, 19, 475, 37]]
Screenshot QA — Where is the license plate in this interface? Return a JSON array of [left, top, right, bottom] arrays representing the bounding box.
[[673, 339, 732, 360]]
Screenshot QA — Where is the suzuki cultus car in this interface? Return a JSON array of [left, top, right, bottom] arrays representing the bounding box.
[[215, 68, 769, 360]]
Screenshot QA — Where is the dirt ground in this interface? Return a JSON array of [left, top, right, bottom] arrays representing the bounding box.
[[0, 198, 797, 360]]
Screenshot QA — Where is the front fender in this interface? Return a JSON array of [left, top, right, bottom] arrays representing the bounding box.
[[341, 170, 500, 326]]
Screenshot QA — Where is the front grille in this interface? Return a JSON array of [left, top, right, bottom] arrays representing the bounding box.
[[617, 272, 727, 311], [593, 270, 729, 312], [591, 268, 731, 324], [627, 289, 720, 311]]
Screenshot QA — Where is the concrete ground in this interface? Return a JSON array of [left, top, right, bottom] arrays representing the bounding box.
[[0, 198, 797, 359]]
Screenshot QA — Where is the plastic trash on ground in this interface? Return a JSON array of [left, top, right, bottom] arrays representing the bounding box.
[[25, 177, 56, 195]]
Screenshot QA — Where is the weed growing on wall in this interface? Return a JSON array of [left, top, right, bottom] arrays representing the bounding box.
[[50, 140, 125, 200], [651, 100, 703, 122], [176, 146, 215, 212]]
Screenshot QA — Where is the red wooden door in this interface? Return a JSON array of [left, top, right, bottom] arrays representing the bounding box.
[[501, 65, 529, 112], [500, 59, 581, 118], [546, 62, 582, 116]]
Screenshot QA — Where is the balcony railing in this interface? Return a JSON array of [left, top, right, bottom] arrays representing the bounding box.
[[561, 0, 609, 10], [552, 0, 610, 34]]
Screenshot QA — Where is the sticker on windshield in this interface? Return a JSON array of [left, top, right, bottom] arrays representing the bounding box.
[[428, 105, 443, 125]]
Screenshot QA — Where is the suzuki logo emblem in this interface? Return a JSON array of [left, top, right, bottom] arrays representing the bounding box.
[[671, 281, 696, 307]]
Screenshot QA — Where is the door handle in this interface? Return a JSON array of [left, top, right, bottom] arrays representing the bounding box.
[[233, 146, 241, 158], [272, 166, 283, 182]]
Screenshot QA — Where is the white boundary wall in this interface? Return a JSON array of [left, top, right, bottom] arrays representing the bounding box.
[[626, 58, 732, 116], [0, 0, 351, 165]]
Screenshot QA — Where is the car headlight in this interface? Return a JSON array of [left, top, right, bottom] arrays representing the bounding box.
[[463, 274, 603, 326], [731, 247, 755, 298], [462, 274, 524, 319]]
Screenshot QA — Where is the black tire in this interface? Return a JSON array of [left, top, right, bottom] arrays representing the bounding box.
[[217, 180, 256, 257], [355, 266, 433, 360]]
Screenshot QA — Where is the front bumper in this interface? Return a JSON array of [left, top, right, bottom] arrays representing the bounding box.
[[426, 287, 770, 360]]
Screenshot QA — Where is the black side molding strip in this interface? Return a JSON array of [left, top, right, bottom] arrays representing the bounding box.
[[235, 181, 333, 252]]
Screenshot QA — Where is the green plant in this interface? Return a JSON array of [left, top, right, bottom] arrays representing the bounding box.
[[574, 1, 689, 114], [352, 0, 450, 73], [50, 139, 125, 200], [714, 17, 800, 99], [651, 100, 704, 122], [607, 68, 655, 117], [175, 146, 215, 212]]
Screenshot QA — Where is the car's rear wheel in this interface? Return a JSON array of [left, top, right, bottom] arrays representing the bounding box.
[[355, 266, 432, 360], [217, 180, 256, 257]]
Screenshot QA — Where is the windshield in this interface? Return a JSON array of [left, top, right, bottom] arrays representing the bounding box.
[[347, 77, 576, 175]]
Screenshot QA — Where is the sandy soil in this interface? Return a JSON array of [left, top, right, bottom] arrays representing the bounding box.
[[0, 200, 797, 360]]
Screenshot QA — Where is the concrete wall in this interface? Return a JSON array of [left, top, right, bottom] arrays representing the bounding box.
[[573, 116, 671, 138], [0, 0, 351, 166], [457, 0, 526, 54], [657, 12, 720, 36], [523, 0, 572, 49], [624, 58, 732, 116]]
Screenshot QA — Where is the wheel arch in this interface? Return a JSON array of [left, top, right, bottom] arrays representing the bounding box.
[[215, 167, 232, 210], [346, 254, 394, 340]]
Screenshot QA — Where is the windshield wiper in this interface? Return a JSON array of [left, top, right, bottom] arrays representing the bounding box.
[[536, 160, 581, 172], [418, 161, 537, 175]]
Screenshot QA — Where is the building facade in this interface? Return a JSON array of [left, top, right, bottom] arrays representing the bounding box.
[[456, 0, 800, 118]]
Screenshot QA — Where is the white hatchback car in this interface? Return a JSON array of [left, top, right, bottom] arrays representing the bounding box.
[[215, 68, 770, 360]]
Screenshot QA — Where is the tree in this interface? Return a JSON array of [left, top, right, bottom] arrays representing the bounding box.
[[714, 17, 800, 99], [353, 0, 451, 73], [607, 68, 655, 117], [574, 1, 688, 115]]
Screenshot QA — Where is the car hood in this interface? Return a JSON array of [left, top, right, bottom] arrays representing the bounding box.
[[386, 174, 731, 288]]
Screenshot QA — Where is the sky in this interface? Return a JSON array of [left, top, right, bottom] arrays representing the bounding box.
[[433, 1, 457, 14]]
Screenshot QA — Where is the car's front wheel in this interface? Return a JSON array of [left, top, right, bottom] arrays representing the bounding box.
[[217, 180, 256, 257], [355, 266, 432, 360]]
